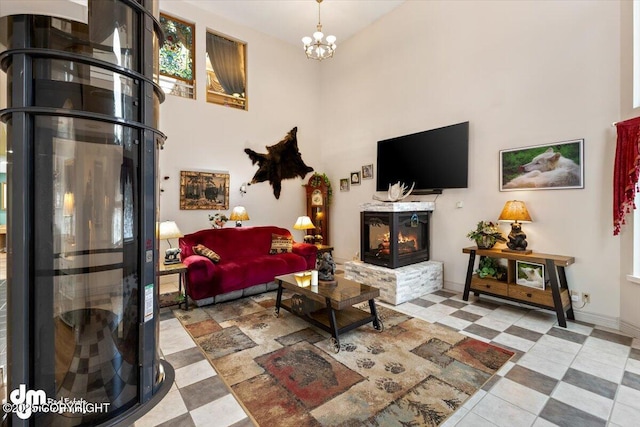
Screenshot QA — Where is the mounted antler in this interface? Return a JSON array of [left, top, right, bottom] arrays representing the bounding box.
[[372, 181, 415, 202]]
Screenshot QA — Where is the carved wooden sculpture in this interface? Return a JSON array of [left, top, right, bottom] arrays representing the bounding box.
[[245, 127, 314, 199]]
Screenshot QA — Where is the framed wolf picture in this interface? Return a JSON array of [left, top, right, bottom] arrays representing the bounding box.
[[500, 139, 584, 191], [516, 261, 545, 290], [180, 170, 230, 210]]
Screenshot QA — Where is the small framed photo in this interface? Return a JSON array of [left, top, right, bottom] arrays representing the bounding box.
[[362, 164, 374, 180], [500, 139, 584, 191], [350, 171, 361, 185], [516, 261, 545, 290], [340, 178, 350, 191]]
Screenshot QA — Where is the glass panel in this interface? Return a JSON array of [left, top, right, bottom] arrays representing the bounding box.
[[206, 31, 247, 110], [311, 206, 325, 244], [30, 1, 138, 70], [33, 58, 139, 121], [0, 17, 9, 51], [398, 213, 428, 253], [159, 13, 195, 99], [34, 116, 139, 425], [365, 214, 391, 260], [0, 115, 6, 399]]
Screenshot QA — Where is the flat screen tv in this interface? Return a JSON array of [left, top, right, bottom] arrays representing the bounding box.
[[376, 121, 469, 194]]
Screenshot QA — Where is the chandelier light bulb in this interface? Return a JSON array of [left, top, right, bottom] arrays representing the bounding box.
[[302, 36, 312, 45], [313, 31, 324, 41], [326, 35, 336, 44]]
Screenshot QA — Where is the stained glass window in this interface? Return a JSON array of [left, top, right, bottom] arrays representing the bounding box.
[[159, 13, 195, 99]]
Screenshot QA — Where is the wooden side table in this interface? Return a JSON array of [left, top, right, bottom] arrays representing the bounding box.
[[462, 247, 574, 327], [158, 262, 189, 310]]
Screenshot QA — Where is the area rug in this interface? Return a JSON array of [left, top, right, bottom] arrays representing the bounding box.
[[159, 291, 185, 308], [174, 291, 513, 426]]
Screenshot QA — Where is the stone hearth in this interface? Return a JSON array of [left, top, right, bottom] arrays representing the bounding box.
[[344, 260, 443, 305]]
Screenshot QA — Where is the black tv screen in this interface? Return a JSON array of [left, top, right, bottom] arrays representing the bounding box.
[[376, 121, 469, 194]]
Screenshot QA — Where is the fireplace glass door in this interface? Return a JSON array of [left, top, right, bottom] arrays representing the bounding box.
[[361, 211, 430, 269]]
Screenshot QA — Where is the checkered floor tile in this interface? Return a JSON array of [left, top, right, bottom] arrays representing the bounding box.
[[135, 287, 640, 427]]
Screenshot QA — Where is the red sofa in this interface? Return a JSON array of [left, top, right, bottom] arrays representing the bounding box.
[[179, 226, 317, 306]]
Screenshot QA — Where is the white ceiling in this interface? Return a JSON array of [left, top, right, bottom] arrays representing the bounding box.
[[181, 0, 406, 47]]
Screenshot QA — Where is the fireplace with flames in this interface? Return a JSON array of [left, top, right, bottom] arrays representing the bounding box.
[[361, 210, 431, 269]]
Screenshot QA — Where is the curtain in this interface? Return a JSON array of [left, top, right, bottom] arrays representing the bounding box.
[[613, 116, 640, 235], [206, 33, 245, 96]]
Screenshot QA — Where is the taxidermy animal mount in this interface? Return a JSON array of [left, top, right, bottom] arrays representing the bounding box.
[[244, 127, 314, 199]]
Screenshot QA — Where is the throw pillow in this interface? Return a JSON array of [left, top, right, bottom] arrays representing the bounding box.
[[270, 234, 293, 254], [193, 244, 221, 263]]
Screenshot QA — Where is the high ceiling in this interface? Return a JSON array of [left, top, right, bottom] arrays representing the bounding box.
[[180, 0, 406, 47]]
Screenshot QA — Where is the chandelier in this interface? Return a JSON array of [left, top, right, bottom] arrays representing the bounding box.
[[301, 0, 337, 61]]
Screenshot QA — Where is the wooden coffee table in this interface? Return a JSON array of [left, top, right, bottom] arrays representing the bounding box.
[[274, 273, 383, 352]]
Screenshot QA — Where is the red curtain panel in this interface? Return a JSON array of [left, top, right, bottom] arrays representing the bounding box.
[[614, 116, 640, 235]]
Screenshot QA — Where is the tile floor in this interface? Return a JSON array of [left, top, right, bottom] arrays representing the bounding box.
[[135, 285, 640, 427]]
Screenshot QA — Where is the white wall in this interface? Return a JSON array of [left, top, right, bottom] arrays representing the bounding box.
[[319, 0, 622, 326], [158, 1, 322, 244], [619, 0, 640, 336]]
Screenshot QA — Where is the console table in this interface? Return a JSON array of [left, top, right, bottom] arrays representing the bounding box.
[[462, 247, 575, 327]]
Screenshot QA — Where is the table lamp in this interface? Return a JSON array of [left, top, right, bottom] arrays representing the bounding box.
[[498, 200, 533, 254], [159, 220, 183, 264], [293, 215, 316, 243], [230, 206, 250, 227]]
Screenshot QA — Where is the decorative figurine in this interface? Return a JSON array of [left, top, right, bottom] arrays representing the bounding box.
[[507, 223, 528, 252], [372, 181, 415, 202], [317, 252, 336, 281]]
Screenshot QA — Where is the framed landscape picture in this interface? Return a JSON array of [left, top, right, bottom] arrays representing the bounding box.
[[500, 139, 584, 191], [516, 261, 545, 290], [180, 170, 229, 210]]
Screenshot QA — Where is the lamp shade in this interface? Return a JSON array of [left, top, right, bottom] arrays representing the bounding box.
[[159, 221, 183, 240], [63, 192, 75, 216], [293, 216, 315, 230], [229, 206, 250, 221], [498, 200, 532, 223]]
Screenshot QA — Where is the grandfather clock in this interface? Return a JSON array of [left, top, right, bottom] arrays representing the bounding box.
[[304, 174, 330, 245]]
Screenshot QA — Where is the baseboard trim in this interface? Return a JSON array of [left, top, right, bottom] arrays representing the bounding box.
[[444, 281, 464, 293], [443, 282, 623, 332], [619, 320, 640, 339], [571, 310, 620, 331]]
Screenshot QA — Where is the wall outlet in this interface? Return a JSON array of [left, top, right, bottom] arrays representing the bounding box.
[[582, 293, 591, 304], [570, 290, 580, 302]]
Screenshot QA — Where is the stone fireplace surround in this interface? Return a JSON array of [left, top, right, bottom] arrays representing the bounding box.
[[344, 202, 443, 305]]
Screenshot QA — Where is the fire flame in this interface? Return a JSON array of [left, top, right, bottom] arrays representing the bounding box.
[[379, 232, 417, 244]]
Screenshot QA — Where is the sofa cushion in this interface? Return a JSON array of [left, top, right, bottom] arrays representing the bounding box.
[[269, 234, 293, 254], [243, 255, 290, 285], [193, 244, 221, 263]]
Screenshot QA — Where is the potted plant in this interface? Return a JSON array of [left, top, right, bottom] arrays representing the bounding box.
[[467, 221, 506, 249], [476, 256, 507, 281]]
